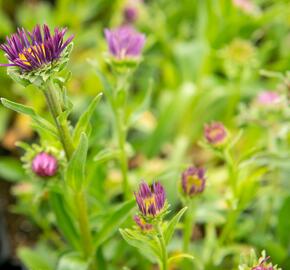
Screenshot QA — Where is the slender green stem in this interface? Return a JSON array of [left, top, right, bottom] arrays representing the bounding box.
[[42, 79, 74, 160], [156, 223, 168, 270], [183, 201, 195, 253], [75, 191, 97, 270]]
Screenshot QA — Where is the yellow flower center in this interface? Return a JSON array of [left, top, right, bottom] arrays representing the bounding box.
[[143, 196, 156, 212], [186, 175, 202, 193], [18, 44, 46, 66]]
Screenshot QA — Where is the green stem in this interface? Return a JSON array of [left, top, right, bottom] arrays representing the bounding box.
[[75, 191, 96, 270], [183, 201, 195, 253], [115, 108, 129, 200], [43, 79, 74, 160], [156, 223, 168, 270]]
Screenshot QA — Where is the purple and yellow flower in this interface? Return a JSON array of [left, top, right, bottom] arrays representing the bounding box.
[[134, 181, 166, 217], [104, 26, 145, 61], [256, 91, 281, 106], [0, 24, 73, 72], [134, 215, 153, 231], [204, 122, 228, 146], [32, 152, 58, 177], [181, 167, 206, 197]]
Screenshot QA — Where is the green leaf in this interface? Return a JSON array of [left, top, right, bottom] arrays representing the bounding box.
[[57, 252, 89, 270], [277, 196, 290, 247], [93, 148, 121, 164], [119, 228, 160, 263], [18, 247, 54, 270], [0, 157, 25, 182], [168, 253, 194, 264], [66, 133, 88, 190], [73, 93, 102, 143], [49, 191, 80, 250], [1, 98, 57, 138], [94, 199, 135, 247], [164, 206, 187, 244]]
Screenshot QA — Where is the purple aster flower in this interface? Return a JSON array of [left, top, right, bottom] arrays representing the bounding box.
[[134, 181, 166, 217], [181, 167, 206, 197], [104, 26, 146, 60], [32, 152, 58, 177], [133, 215, 153, 231], [204, 122, 228, 146], [123, 6, 138, 23], [0, 24, 74, 72], [257, 91, 281, 106]]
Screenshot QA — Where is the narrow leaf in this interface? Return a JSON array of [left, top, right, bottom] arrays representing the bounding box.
[[66, 133, 88, 190], [73, 93, 102, 143], [57, 252, 88, 270], [164, 206, 187, 244], [94, 199, 135, 247]]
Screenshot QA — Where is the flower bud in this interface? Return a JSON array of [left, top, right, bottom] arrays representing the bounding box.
[[181, 167, 206, 197], [134, 181, 166, 218], [32, 152, 58, 177], [104, 26, 146, 70], [133, 215, 153, 231], [204, 122, 228, 146], [256, 91, 281, 106], [123, 6, 138, 24]]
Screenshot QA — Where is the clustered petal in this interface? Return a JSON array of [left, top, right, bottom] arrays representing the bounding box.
[[32, 152, 58, 177], [204, 122, 228, 146], [135, 181, 166, 217], [134, 215, 153, 231], [104, 26, 146, 60], [182, 167, 206, 197], [0, 24, 74, 72]]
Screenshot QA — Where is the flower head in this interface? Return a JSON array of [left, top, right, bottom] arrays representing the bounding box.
[[204, 122, 228, 146], [105, 26, 145, 61], [32, 152, 58, 177], [0, 24, 73, 73], [123, 6, 138, 23], [181, 167, 206, 197], [135, 181, 166, 217], [251, 256, 275, 270], [233, 0, 257, 15], [257, 91, 281, 106], [134, 215, 153, 231]]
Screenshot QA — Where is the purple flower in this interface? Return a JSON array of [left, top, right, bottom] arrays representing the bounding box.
[[233, 0, 256, 14], [257, 91, 281, 106], [134, 215, 153, 231], [0, 24, 74, 72], [181, 167, 206, 197], [104, 26, 146, 60], [134, 181, 166, 217], [252, 256, 274, 270], [32, 152, 58, 177], [123, 6, 138, 23], [204, 122, 228, 146]]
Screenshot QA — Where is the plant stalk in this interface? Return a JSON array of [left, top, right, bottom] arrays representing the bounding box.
[[156, 223, 168, 270], [43, 79, 74, 160], [183, 201, 195, 253]]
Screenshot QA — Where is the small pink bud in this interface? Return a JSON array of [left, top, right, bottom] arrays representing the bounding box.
[[32, 152, 58, 177], [257, 91, 281, 106], [204, 122, 228, 146]]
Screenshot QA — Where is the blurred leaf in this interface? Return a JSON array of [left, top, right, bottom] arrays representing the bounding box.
[[49, 191, 80, 250], [94, 199, 135, 248], [18, 247, 54, 270], [277, 196, 290, 247], [164, 206, 187, 245], [66, 133, 88, 190], [93, 148, 120, 164], [0, 157, 25, 182], [73, 93, 102, 143], [1, 98, 57, 138], [57, 252, 88, 270]]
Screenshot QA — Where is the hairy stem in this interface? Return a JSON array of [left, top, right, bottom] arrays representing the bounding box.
[[43, 79, 74, 159], [156, 223, 168, 270]]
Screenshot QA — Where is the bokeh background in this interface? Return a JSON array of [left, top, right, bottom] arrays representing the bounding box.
[[0, 0, 289, 269]]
